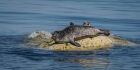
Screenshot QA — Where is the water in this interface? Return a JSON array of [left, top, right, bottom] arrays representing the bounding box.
[[0, 0, 140, 70]]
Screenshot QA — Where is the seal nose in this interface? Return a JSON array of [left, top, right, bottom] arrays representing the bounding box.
[[51, 34, 55, 38], [52, 36, 56, 41], [51, 34, 55, 40]]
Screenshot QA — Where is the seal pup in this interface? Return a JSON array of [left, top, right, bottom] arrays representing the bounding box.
[[69, 21, 90, 26], [51, 23, 110, 47], [82, 21, 90, 26]]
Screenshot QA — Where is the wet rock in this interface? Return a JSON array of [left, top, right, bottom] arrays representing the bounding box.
[[25, 31, 53, 48], [25, 31, 138, 51]]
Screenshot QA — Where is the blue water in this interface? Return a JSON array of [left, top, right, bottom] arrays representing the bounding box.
[[0, 0, 140, 70]]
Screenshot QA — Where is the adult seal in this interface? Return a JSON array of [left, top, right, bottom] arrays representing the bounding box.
[[51, 22, 110, 47]]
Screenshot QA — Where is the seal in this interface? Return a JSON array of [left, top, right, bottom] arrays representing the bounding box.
[[52, 22, 110, 47], [69, 21, 90, 26], [82, 21, 90, 26]]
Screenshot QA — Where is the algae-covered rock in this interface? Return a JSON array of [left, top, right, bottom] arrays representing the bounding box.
[[43, 36, 113, 51], [108, 35, 137, 46], [25, 31, 138, 51]]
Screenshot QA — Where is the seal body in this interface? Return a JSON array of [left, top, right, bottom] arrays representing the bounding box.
[[52, 25, 110, 47]]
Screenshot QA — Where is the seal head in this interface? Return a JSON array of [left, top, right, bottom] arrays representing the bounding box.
[[83, 21, 90, 26]]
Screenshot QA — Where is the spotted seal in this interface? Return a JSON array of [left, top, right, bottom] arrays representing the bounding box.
[[69, 21, 90, 26], [51, 22, 110, 47], [82, 21, 90, 26]]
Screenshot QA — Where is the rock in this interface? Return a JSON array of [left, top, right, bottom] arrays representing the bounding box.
[[43, 36, 113, 51], [108, 35, 138, 46], [25, 31, 53, 48], [25, 31, 138, 51], [43, 35, 137, 51]]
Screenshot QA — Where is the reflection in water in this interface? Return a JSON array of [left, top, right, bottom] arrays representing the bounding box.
[[81, 58, 110, 70], [56, 56, 110, 70], [54, 50, 110, 70], [6, 47, 111, 70]]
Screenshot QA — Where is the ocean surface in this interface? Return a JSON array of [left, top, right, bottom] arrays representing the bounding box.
[[0, 0, 140, 70]]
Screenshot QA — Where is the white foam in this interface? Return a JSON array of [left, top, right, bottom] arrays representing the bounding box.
[[28, 31, 52, 39]]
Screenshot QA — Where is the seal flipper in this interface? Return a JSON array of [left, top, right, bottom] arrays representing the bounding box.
[[48, 42, 56, 46], [70, 41, 81, 47]]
